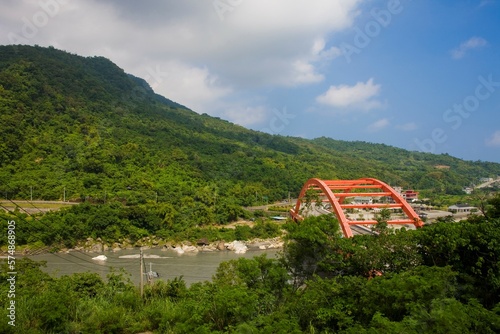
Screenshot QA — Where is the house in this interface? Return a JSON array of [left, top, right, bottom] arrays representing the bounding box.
[[403, 190, 419, 202], [448, 204, 477, 214], [393, 186, 403, 194], [353, 196, 373, 205], [462, 187, 473, 194]]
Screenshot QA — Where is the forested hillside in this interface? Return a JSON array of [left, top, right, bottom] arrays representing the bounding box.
[[1, 46, 500, 333], [1, 45, 499, 209]]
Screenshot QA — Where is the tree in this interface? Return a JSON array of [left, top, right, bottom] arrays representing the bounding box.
[[373, 208, 391, 235], [487, 194, 500, 219], [283, 214, 343, 286]]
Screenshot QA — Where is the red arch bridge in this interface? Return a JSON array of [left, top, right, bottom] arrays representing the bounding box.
[[289, 178, 424, 238]]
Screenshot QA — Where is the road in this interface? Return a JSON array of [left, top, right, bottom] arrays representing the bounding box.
[[0, 200, 77, 214], [476, 177, 500, 189]]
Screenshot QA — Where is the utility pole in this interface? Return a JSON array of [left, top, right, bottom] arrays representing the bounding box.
[[140, 248, 144, 297], [30, 186, 33, 201], [148, 262, 154, 285], [63, 186, 66, 202]]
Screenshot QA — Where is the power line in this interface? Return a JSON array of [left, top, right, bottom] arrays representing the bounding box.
[[0, 200, 249, 285], [0, 200, 190, 278], [0, 200, 121, 271]]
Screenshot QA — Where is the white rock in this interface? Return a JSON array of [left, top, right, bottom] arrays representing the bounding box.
[[92, 255, 107, 261], [231, 241, 248, 254], [182, 245, 199, 253], [173, 246, 185, 255]]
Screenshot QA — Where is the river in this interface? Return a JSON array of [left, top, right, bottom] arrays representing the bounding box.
[[28, 248, 281, 286]]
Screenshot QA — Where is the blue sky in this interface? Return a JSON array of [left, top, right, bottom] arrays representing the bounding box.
[[1, 0, 499, 162]]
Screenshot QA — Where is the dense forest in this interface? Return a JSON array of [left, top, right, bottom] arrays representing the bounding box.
[[1, 45, 499, 208], [0, 204, 281, 250], [1, 45, 500, 333], [0, 45, 499, 250], [1, 202, 500, 333]]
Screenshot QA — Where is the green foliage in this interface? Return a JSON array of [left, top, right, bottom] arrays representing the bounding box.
[[373, 208, 391, 234], [283, 214, 343, 285], [416, 218, 500, 307], [144, 276, 187, 301], [1, 45, 500, 249], [487, 194, 500, 219], [1, 45, 499, 212], [3, 45, 500, 333], [4, 216, 500, 332], [0, 200, 282, 248]]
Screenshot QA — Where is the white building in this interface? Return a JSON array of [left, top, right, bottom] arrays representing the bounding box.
[[353, 197, 373, 205], [448, 204, 477, 214]]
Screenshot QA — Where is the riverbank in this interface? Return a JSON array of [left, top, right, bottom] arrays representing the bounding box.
[[68, 236, 284, 255], [1, 236, 284, 257]]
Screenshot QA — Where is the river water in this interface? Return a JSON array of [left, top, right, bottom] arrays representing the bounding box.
[[28, 248, 281, 286]]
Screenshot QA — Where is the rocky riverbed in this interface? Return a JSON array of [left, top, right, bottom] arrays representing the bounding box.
[[59, 236, 284, 255], [1, 236, 284, 256]]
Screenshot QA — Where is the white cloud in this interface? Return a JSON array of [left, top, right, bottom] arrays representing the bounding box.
[[396, 122, 417, 131], [0, 0, 363, 115], [137, 61, 232, 114], [367, 118, 389, 132], [223, 106, 268, 127], [451, 37, 488, 59], [316, 78, 382, 111], [486, 131, 500, 147], [288, 60, 324, 85]]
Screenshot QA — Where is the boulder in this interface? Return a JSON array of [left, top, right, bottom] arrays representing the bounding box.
[[172, 245, 185, 254], [91, 243, 103, 253], [202, 245, 216, 252], [182, 245, 199, 253], [228, 241, 248, 254], [216, 241, 226, 251], [197, 238, 209, 246]]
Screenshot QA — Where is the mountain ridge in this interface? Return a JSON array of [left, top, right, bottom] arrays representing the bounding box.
[[0, 45, 499, 206]]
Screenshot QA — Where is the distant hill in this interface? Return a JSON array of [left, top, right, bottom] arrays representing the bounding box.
[[1, 45, 499, 207]]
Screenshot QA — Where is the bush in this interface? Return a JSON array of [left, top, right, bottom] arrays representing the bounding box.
[[235, 225, 252, 240]]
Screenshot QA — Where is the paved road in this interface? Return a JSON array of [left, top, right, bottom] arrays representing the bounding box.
[[476, 177, 500, 189]]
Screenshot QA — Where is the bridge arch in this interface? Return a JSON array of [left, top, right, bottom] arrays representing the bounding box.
[[290, 178, 424, 238]]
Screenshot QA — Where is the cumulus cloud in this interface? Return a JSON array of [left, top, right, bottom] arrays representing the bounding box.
[[486, 131, 500, 147], [0, 0, 363, 116], [223, 105, 269, 127], [316, 78, 382, 111], [142, 61, 232, 113], [451, 37, 488, 59]]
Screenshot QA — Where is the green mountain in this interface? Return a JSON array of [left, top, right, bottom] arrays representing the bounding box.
[[3, 45, 500, 332], [1, 45, 499, 208]]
